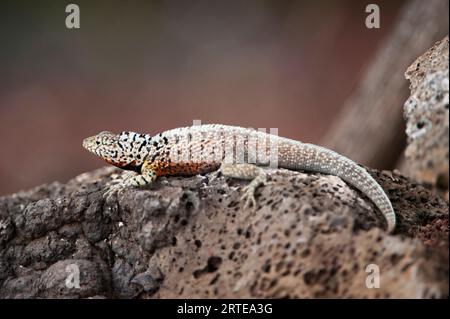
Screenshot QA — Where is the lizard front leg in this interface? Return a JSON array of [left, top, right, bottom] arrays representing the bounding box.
[[104, 161, 157, 200], [219, 163, 267, 210]]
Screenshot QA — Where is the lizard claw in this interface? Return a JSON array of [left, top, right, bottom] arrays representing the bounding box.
[[103, 171, 136, 200], [103, 183, 125, 201], [240, 172, 267, 210], [240, 182, 263, 210]]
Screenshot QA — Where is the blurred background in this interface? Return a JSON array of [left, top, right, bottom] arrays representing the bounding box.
[[0, 0, 415, 195]]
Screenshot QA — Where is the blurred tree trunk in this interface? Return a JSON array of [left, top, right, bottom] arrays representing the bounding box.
[[320, 0, 449, 169]]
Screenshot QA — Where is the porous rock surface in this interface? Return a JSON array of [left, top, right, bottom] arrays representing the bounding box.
[[404, 36, 449, 198], [0, 166, 448, 298]]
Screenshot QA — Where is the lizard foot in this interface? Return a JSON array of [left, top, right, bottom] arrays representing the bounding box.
[[103, 171, 137, 200], [241, 184, 257, 210], [107, 171, 136, 186], [103, 184, 126, 201], [240, 173, 267, 210], [219, 163, 267, 211]]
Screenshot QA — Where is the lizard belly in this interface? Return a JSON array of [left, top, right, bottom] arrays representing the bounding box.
[[147, 160, 220, 177]]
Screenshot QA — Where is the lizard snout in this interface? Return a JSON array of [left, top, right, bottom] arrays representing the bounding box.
[[82, 136, 97, 152]]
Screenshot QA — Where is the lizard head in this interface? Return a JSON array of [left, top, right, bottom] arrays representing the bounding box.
[[83, 131, 151, 170]]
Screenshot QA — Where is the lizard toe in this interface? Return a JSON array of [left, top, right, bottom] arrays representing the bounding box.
[[103, 184, 123, 201], [241, 188, 257, 210]]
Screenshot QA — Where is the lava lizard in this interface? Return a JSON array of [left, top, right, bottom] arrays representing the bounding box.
[[83, 124, 396, 232]]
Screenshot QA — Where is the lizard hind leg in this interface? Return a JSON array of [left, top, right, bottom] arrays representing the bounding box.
[[219, 163, 267, 210]]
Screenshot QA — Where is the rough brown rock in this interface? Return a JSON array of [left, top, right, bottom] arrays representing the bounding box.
[[0, 166, 448, 298], [321, 0, 449, 170], [403, 36, 449, 199]]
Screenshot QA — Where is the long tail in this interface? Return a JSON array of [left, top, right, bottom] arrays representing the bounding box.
[[278, 140, 396, 233]]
